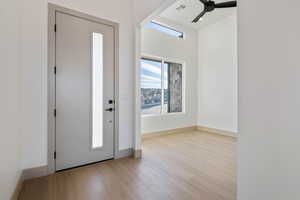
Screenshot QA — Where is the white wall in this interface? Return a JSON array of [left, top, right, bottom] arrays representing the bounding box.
[[18, 0, 136, 169], [141, 17, 198, 133], [19, 0, 172, 170], [197, 12, 238, 133], [20, 0, 48, 169], [238, 0, 300, 199], [0, 0, 22, 199], [10, 0, 300, 199], [0, 0, 171, 198], [133, 0, 176, 24]]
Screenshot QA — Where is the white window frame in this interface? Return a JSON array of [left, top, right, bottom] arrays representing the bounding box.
[[147, 20, 185, 39], [141, 54, 186, 117]]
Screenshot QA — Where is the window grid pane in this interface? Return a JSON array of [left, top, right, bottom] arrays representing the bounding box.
[[166, 62, 183, 113], [162, 63, 169, 114], [141, 58, 162, 115]]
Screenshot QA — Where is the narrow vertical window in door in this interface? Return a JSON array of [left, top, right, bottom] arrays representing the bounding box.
[[92, 32, 103, 149]]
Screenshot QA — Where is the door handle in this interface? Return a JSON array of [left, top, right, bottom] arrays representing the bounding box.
[[105, 108, 115, 112]]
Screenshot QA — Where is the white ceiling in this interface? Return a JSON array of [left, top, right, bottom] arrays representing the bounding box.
[[157, 0, 236, 29]]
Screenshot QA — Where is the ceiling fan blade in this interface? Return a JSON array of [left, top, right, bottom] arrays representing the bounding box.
[[192, 10, 207, 23], [199, 0, 208, 4], [215, 1, 237, 8]]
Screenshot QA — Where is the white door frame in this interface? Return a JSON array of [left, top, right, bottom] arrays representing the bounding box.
[[47, 3, 119, 173], [133, 0, 177, 156]]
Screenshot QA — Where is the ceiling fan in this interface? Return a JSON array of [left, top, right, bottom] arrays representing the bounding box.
[[192, 0, 237, 23]]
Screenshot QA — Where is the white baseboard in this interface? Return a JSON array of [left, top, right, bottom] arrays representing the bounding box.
[[133, 149, 142, 159], [11, 165, 48, 200], [197, 125, 237, 138], [115, 148, 134, 159], [11, 173, 23, 200], [142, 126, 197, 140], [115, 148, 142, 159], [142, 125, 236, 140], [12, 149, 135, 199], [21, 165, 49, 181], [20, 150, 134, 180]]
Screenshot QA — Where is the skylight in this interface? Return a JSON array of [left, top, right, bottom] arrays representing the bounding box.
[[145, 21, 184, 39]]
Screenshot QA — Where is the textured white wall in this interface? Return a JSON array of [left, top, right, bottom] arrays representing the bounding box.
[[197, 12, 238, 133], [0, 0, 22, 199], [141, 17, 198, 133]]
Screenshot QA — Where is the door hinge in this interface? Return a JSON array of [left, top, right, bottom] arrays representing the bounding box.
[[54, 66, 56, 74], [54, 24, 57, 32], [54, 151, 56, 159], [54, 109, 56, 117]]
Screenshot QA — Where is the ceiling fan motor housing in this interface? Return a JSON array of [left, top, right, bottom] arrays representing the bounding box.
[[205, 1, 216, 12]]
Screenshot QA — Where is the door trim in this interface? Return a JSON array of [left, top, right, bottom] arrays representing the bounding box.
[[48, 3, 119, 173]]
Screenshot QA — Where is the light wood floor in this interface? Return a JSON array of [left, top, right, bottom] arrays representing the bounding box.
[[19, 131, 236, 200]]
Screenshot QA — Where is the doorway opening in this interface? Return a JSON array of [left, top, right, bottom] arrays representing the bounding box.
[[135, 0, 238, 199]]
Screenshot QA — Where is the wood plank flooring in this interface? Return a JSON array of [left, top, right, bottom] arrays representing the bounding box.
[[19, 131, 236, 200]]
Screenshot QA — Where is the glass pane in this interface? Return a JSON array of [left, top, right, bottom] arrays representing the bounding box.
[[145, 21, 184, 38], [92, 32, 103, 149], [163, 63, 169, 113], [166, 62, 183, 113], [140, 58, 162, 115]]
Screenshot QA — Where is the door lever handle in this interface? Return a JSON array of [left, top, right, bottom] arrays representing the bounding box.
[[105, 108, 115, 112]]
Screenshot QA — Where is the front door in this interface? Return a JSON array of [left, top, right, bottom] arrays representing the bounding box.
[[55, 11, 115, 171]]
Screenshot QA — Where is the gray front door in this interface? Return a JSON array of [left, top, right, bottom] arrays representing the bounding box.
[[55, 11, 115, 171]]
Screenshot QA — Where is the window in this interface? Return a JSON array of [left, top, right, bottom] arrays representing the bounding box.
[[92, 32, 103, 149], [141, 58, 183, 116], [145, 21, 184, 38], [164, 62, 183, 113]]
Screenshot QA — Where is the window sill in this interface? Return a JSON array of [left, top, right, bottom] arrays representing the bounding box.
[[142, 112, 186, 118]]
